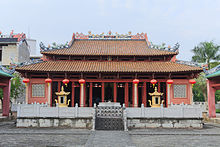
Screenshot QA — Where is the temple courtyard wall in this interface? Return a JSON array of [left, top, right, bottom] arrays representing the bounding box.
[[15, 103, 204, 129]]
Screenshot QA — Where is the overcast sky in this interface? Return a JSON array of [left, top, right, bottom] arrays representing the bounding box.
[[1, 0, 220, 60]]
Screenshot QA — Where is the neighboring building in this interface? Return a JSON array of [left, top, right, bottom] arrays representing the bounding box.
[[205, 65, 220, 118], [26, 38, 37, 56], [0, 31, 30, 66], [16, 32, 203, 108]]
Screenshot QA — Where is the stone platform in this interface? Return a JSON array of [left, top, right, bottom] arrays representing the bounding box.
[[16, 103, 204, 129]]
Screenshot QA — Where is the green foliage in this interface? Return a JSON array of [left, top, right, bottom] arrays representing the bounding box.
[[192, 41, 220, 69], [216, 90, 220, 103], [10, 73, 25, 99], [216, 109, 220, 113], [210, 62, 220, 69], [193, 72, 207, 102]]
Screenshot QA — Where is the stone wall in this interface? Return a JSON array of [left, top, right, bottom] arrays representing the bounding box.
[[16, 103, 203, 129]]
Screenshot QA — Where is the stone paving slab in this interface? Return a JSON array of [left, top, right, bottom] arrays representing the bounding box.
[[85, 131, 135, 147], [1, 121, 220, 147]]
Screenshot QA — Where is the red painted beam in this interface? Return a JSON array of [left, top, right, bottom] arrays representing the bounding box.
[[71, 82, 75, 107], [2, 80, 10, 116], [114, 82, 117, 102], [125, 82, 129, 107], [142, 82, 146, 107], [102, 82, 104, 102], [89, 82, 93, 107]]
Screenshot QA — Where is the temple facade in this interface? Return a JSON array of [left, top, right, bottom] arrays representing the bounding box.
[[16, 32, 202, 108]]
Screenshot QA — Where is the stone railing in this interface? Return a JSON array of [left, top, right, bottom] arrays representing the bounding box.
[[16, 103, 203, 119], [126, 104, 203, 118], [17, 103, 94, 118]]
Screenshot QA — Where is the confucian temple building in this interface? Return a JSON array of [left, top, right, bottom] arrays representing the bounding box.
[[16, 32, 203, 108]]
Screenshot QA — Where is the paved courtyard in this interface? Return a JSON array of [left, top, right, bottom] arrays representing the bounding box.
[[0, 121, 220, 147]]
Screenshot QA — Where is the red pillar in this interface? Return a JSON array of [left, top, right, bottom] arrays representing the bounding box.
[[79, 79, 86, 107], [114, 82, 117, 102], [133, 79, 139, 107], [207, 80, 216, 118], [71, 82, 75, 107], [102, 82, 105, 102], [125, 82, 129, 107], [142, 82, 146, 107], [89, 82, 93, 107], [2, 79, 11, 116]]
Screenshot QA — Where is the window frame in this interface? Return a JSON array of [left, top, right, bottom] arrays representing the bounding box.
[[31, 83, 46, 98]]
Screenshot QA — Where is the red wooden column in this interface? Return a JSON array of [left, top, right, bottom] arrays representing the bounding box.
[[89, 82, 93, 107], [142, 82, 147, 107], [207, 80, 216, 118], [79, 79, 85, 107], [133, 79, 139, 107], [71, 82, 75, 107], [102, 82, 105, 102], [124, 82, 129, 107], [114, 82, 117, 102], [2, 79, 11, 116]]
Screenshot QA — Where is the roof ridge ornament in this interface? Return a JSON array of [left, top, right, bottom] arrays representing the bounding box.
[[40, 42, 70, 52], [204, 64, 220, 75], [73, 31, 147, 40], [149, 42, 180, 53]]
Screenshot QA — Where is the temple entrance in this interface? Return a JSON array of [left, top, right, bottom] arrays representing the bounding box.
[[104, 83, 113, 102], [117, 83, 125, 105], [93, 83, 101, 105], [160, 82, 167, 107]]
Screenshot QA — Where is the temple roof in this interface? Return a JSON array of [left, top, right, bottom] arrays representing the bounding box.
[[40, 32, 178, 57], [41, 40, 177, 56], [16, 61, 202, 73]]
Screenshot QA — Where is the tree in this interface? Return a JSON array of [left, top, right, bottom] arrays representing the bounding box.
[[192, 41, 220, 69], [193, 73, 207, 102], [10, 72, 25, 100]]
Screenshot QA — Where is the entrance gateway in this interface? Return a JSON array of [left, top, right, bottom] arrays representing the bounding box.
[[95, 102, 124, 130]]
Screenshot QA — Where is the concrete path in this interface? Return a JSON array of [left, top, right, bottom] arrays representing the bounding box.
[[85, 131, 134, 147], [1, 121, 220, 147]]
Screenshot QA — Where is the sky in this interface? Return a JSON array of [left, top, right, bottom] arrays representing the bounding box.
[[0, 0, 220, 60]]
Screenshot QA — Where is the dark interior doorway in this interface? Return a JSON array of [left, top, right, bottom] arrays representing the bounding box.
[[74, 83, 80, 106], [117, 83, 125, 105], [128, 83, 133, 107], [146, 82, 158, 107], [105, 83, 113, 102], [93, 83, 101, 105], [160, 82, 167, 107]]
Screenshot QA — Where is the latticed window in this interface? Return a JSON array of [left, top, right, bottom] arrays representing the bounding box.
[[32, 84, 45, 97], [173, 84, 186, 98]]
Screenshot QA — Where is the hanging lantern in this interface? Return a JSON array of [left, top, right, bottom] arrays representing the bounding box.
[[189, 79, 196, 87], [79, 79, 85, 86], [23, 78, 30, 86], [133, 79, 139, 84], [150, 79, 157, 87], [45, 78, 52, 86], [166, 79, 173, 88], [62, 79, 69, 86]]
